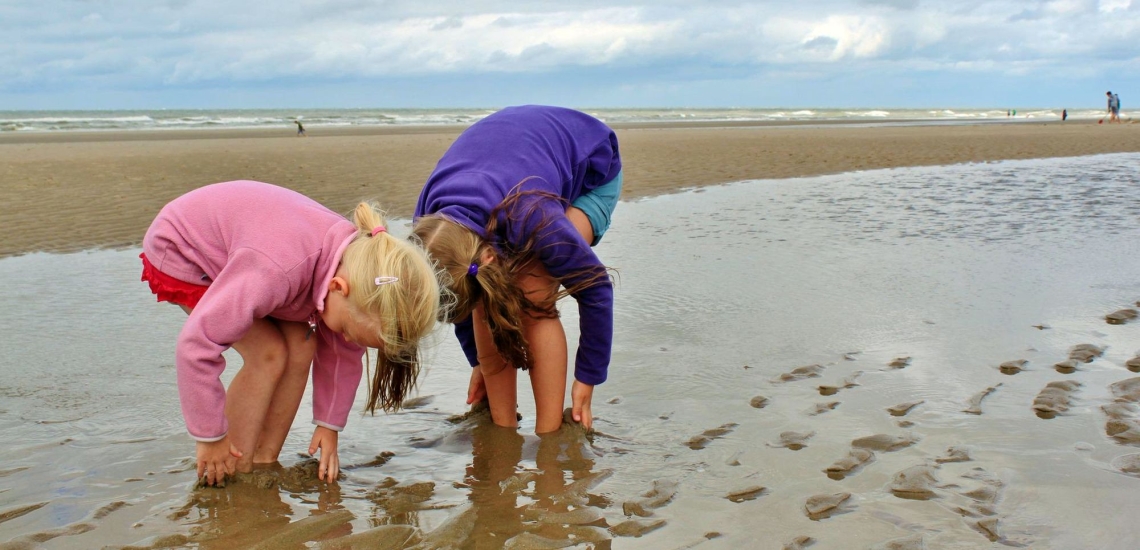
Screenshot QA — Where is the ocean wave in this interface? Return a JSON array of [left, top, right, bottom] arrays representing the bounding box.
[[0, 107, 1078, 133]]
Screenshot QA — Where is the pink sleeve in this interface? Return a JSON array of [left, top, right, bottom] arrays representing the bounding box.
[[176, 248, 290, 441], [310, 323, 365, 431]]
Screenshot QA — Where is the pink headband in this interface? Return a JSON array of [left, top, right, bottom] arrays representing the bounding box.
[[370, 226, 386, 237]]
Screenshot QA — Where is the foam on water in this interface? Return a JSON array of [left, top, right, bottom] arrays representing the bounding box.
[[1, 154, 1139, 548], [0, 107, 1099, 133]]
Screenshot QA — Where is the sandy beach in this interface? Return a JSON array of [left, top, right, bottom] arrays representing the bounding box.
[[1, 120, 1138, 257]]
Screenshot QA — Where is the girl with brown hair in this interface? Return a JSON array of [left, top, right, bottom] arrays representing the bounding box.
[[413, 105, 621, 434]]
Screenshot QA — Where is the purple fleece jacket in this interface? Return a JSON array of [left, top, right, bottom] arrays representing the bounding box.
[[143, 181, 365, 441], [414, 105, 620, 385]]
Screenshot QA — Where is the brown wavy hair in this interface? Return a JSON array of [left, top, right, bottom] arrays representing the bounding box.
[[412, 183, 610, 373]]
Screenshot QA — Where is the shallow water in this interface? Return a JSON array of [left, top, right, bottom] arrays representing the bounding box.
[[2, 154, 1140, 549]]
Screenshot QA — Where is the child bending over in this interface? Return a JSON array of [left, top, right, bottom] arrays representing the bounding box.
[[141, 180, 440, 486], [413, 105, 620, 434]]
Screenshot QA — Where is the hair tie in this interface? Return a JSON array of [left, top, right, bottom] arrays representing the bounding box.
[[467, 263, 479, 276], [370, 226, 386, 237]]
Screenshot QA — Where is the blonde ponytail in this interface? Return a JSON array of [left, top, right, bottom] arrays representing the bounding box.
[[340, 201, 442, 412]]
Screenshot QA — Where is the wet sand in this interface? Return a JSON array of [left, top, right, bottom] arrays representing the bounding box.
[[2, 131, 1140, 548], [1, 120, 1139, 257]]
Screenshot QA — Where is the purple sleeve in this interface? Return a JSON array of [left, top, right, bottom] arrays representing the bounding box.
[[310, 323, 365, 431], [505, 193, 614, 385], [455, 316, 480, 367]]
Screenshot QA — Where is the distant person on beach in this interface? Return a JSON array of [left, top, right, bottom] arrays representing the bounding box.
[[412, 105, 620, 434], [1062, 109, 1068, 121], [141, 181, 440, 486], [1107, 91, 1121, 123], [295, 119, 306, 136]]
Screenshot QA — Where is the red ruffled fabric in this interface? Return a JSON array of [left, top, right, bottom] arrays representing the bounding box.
[[140, 252, 207, 309]]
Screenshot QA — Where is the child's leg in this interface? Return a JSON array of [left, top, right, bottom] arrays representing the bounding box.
[[251, 320, 316, 463], [225, 319, 290, 472], [473, 304, 520, 429], [517, 262, 569, 434]]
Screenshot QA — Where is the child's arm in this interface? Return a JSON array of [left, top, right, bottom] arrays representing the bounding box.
[[454, 317, 487, 404], [177, 249, 291, 441], [508, 197, 614, 382], [507, 195, 614, 425], [309, 323, 365, 482]]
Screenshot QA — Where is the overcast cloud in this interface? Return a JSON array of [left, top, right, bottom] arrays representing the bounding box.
[[0, 0, 1135, 109]]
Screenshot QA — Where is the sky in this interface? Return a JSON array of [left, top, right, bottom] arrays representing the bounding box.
[[1, 0, 1136, 110]]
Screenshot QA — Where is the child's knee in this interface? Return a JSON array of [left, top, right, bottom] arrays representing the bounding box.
[[239, 332, 289, 374]]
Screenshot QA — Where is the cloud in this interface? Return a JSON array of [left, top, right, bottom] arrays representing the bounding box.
[[0, 0, 1137, 106], [859, 0, 920, 9]]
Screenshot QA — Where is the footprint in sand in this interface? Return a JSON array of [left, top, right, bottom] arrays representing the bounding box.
[[749, 395, 769, 409], [1105, 308, 1138, 325], [725, 485, 767, 503], [610, 518, 666, 538], [818, 372, 862, 396], [768, 431, 815, 451], [773, 364, 825, 383], [804, 492, 853, 521], [622, 479, 678, 517], [887, 400, 924, 417], [999, 359, 1027, 375], [367, 479, 438, 515], [1056, 344, 1105, 373], [824, 448, 875, 480], [887, 356, 912, 369], [1069, 343, 1105, 363], [1127, 356, 1140, 373], [888, 464, 940, 500], [782, 535, 816, 549], [1111, 453, 1140, 477], [1032, 380, 1081, 419], [952, 468, 1007, 529], [1103, 377, 1140, 444], [806, 402, 840, 416], [934, 446, 972, 463], [685, 423, 738, 450], [851, 433, 920, 452], [963, 384, 1002, 415]]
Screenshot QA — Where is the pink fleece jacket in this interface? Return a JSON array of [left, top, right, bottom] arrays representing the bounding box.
[[142, 180, 365, 442]]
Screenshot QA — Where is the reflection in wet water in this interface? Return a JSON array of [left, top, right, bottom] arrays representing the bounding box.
[[2, 154, 1140, 548]]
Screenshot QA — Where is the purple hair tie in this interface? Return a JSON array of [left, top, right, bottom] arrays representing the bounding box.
[[467, 263, 479, 276]]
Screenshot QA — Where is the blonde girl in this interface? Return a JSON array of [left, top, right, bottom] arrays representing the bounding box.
[[141, 180, 439, 486]]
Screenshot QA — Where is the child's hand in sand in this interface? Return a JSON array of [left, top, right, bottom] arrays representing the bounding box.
[[467, 366, 487, 405], [196, 437, 241, 486], [309, 426, 340, 483], [571, 380, 594, 429]]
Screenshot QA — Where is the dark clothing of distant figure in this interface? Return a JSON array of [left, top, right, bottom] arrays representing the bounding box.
[[1062, 109, 1068, 121], [1107, 92, 1121, 123], [295, 121, 306, 136]]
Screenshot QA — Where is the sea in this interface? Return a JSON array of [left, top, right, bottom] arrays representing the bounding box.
[[0, 107, 1099, 133]]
